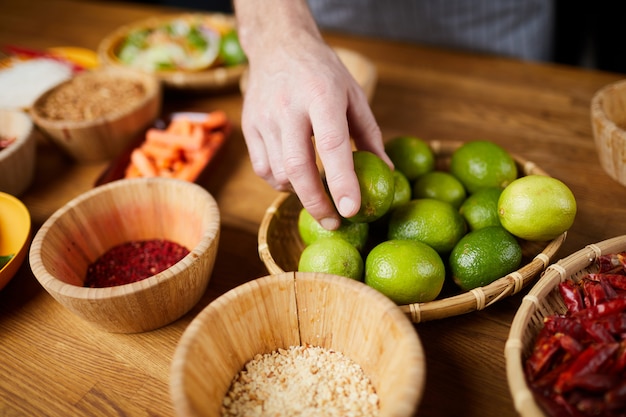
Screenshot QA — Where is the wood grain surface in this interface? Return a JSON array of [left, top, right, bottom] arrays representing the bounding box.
[[1, 0, 626, 416]]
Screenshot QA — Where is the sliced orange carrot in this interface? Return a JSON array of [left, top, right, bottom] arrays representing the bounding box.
[[201, 110, 228, 131], [129, 148, 158, 177], [166, 117, 194, 136]]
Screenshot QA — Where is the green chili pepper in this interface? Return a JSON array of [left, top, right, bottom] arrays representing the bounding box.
[[0, 254, 14, 269]]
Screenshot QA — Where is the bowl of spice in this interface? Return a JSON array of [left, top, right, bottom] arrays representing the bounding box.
[[29, 177, 220, 333], [170, 272, 426, 417], [0, 109, 37, 196], [29, 66, 161, 163]]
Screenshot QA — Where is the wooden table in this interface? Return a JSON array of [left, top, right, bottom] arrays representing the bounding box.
[[2, 1, 626, 416]]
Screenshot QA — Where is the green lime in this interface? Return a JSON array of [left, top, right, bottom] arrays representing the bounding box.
[[387, 198, 466, 254], [365, 239, 445, 304], [219, 30, 247, 66], [449, 141, 518, 194], [348, 150, 395, 223], [412, 171, 467, 209], [384, 136, 435, 181], [298, 208, 369, 251], [459, 187, 502, 231], [390, 170, 412, 210], [498, 175, 576, 241], [298, 237, 364, 281], [449, 226, 522, 291]]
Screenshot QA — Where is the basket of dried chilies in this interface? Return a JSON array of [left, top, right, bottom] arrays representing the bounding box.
[[505, 234, 626, 417]]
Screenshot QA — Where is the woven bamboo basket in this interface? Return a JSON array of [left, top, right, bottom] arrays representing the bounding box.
[[258, 140, 567, 323], [505, 234, 626, 416]]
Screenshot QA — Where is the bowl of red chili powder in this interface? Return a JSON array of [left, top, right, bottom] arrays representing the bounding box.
[[29, 177, 220, 333]]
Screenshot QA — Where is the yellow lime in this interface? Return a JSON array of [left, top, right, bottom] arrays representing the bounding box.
[[497, 175, 576, 241], [298, 208, 369, 251], [387, 198, 466, 254], [365, 239, 445, 304], [449, 226, 522, 291], [348, 150, 395, 223], [298, 237, 364, 281], [412, 171, 467, 209], [459, 187, 502, 231], [449, 140, 518, 193], [384, 136, 435, 181]]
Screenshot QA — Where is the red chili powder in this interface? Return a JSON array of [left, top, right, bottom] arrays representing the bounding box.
[[84, 239, 190, 288]]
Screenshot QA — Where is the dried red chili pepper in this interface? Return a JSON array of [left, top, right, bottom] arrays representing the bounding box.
[[84, 239, 190, 288], [559, 280, 584, 313], [554, 343, 619, 393]]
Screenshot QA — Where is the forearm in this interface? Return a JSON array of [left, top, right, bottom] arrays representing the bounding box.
[[232, 0, 323, 60]]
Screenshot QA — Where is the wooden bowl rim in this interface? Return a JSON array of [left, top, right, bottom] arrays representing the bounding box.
[[29, 67, 161, 129], [257, 139, 567, 323], [170, 271, 426, 417], [0, 109, 35, 161], [591, 79, 626, 132], [29, 177, 220, 299], [97, 12, 247, 90], [504, 234, 626, 417]]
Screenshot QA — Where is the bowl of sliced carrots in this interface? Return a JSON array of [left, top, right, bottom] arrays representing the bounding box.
[[95, 110, 230, 185]]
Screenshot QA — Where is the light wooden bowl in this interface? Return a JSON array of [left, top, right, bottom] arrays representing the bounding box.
[[0, 109, 36, 196], [30, 66, 161, 163], [258, 140, 567, 323], [239, 47, 378, 103], [29, 178, 220, 333], [170, 272, 425, 417], [97, 13, 247, 91], [591, 79, 626, 187], [505, 234, 626, 417]]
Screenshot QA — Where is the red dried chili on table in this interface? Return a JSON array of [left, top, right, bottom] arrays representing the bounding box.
[[84, 239, 190, 288], [525, 251, 626, 417]]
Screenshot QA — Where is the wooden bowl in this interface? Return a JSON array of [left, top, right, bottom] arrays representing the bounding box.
[[258, 140, 567, 323], [591, 79, 626, 187], [239, 47, 378, 103], [0, 109, 36, 196], [29, 177, 220, 333], [0, 192, 31, 291], [30, 66, 161, 163], [505, 234, 626, 417], [170, 272, 425, 417], [97, 13, 247, 91]]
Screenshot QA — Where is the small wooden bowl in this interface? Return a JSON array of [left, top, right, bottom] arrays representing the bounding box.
[[29, 178, 220, 333], [505, 234, 626, 417], [30, 66, 161, 163], [0, 192, 31, 291], [97, 13, 247, 91], [591, 80, 626, 187], [170, 272, 425, 417], [0, 109, 36, 196], [258, 140, 567, 323], [239, 47, 378, 103]]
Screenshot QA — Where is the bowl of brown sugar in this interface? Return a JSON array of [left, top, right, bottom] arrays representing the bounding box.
[[29, 177, 220, 333], [30, 66, 161, 163], [170, 272, 426, 417]]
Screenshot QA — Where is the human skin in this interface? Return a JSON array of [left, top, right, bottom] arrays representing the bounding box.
[[233, 0, 393, 230]]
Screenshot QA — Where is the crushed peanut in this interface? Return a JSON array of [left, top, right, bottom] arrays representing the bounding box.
[[221, 345, 379, 417], [34, 72, 146, 122]]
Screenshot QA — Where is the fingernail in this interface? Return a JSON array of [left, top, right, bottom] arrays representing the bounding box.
[[338, 197, 357, 217], [320, 217, 340, 230]]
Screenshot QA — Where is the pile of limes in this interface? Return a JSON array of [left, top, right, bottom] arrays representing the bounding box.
[[298, 138, 577, 305]]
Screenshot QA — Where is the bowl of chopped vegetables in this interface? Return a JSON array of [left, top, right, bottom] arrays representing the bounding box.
[[0, 109, 37, 196], [97, 13, 247, 91], [29, 177, 220, 333], [170, 271, 426, 417]]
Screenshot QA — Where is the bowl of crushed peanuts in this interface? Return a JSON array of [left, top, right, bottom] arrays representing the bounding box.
[[29, 177, 220, 333], [170, 271, 426, 417], [30, 66, 161, 163]]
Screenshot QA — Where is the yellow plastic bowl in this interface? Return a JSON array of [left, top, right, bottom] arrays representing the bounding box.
[[0, 192, 31, 290]]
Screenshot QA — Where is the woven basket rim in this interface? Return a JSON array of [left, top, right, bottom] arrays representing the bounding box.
[[505, 234, 626, 417], [258, 140, 567, 323]]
